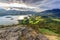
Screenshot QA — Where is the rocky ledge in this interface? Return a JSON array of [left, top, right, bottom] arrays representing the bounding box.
[[0, 26, 49, 40]]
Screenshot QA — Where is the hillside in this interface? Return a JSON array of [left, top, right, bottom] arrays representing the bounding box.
[[38, 9, 60, 18]]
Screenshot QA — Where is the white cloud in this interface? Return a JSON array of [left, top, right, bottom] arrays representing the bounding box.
[[0, 0, 60, 11], [35, 0, 60, 10], [0, 3, 36, 9]]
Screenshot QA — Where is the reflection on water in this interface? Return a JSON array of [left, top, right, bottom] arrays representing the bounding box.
[[0, 15, 19, 25]]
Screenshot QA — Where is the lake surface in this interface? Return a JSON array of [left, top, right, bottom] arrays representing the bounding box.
[[0, 15, 19, 25]]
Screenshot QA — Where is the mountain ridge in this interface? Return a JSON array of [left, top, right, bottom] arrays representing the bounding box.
[[0, 8, 60, 18]]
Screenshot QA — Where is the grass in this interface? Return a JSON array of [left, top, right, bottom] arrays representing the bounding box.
[[45, 35, 60, 40], [51, 18, 60, 21], [38, 28, 58, 36], [38, 28, 60, 40]]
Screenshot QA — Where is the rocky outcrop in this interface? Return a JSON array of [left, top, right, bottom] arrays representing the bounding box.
[[0, 26, 49, 40]]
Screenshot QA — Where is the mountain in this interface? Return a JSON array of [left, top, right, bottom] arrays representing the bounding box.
[[37, 9, 60, 18], [6, 10, 37, 15], [0, 8, 60, 18], [0, 9, 37, 16], [0, 9, 6, 16]]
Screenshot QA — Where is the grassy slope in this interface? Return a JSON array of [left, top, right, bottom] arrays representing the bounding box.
[[38, 28, 60, 40], [38, 17, 60, 40]]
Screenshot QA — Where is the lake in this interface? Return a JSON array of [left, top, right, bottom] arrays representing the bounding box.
[[0, 15, 19, 25]]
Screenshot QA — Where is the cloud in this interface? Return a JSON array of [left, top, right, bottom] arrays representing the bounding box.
[[35, 0, 60, 10], [0, 0, 60, 11]]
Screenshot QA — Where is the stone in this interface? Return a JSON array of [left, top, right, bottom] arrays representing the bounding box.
[[0, 26, 49, 40]]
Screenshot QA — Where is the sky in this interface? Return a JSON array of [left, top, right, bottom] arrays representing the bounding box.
[[0, 0, 60, 11]]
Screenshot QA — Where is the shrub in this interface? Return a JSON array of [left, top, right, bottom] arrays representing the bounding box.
[[18, 16, 60, 34]]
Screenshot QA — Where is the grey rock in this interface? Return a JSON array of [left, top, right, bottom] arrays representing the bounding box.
[[0, 26, 49, 40], [35, 34, 48, 40]]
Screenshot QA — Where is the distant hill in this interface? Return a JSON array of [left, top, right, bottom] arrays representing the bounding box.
[[0, 9, 37, 16], [37, 9, 60, 18], [0, 9, 6, 16], [6, 10, 37, 15], [0, 8, 60, 18]]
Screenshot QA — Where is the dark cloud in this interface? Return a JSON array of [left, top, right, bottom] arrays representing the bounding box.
[[0, 0, 60, 10], [22, 0, 42, 3], [0, 0, 43, 4]]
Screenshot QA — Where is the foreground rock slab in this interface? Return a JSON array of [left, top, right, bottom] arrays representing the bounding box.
[[0, 26, 49, 40]]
